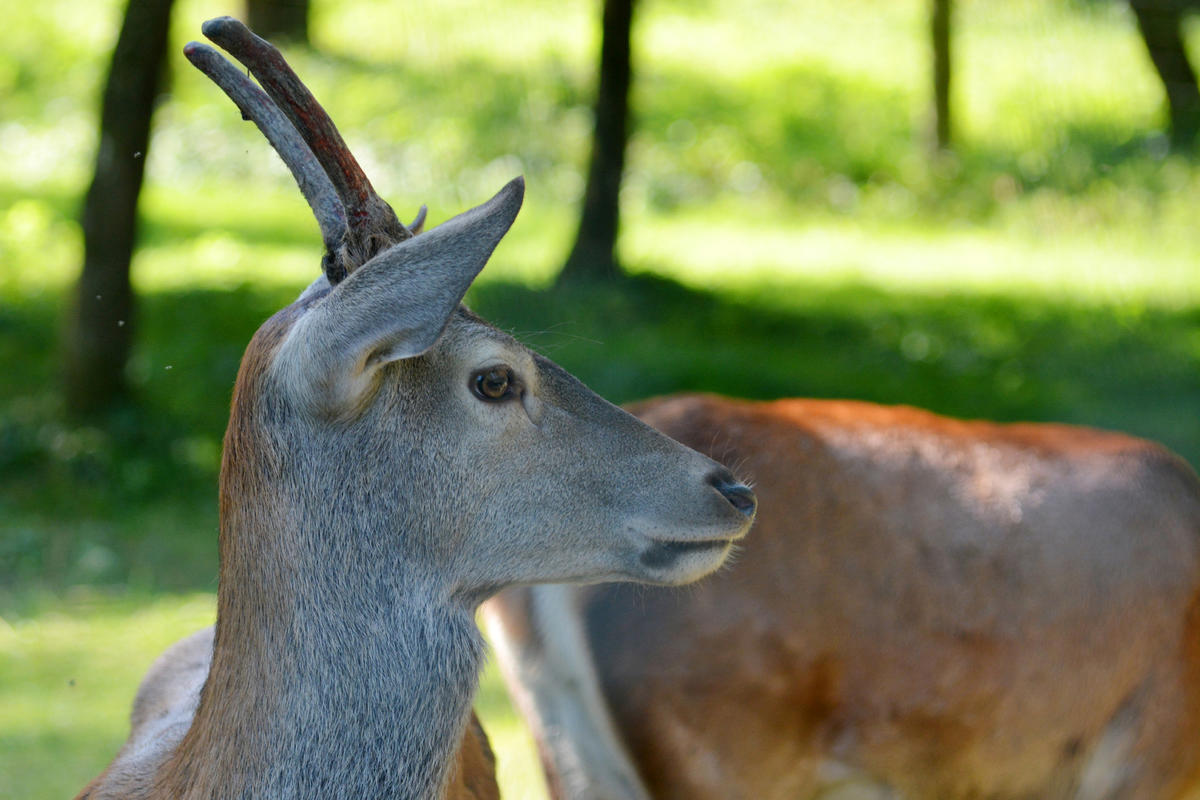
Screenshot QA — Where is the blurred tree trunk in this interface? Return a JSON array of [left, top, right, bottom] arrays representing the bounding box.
[[558, 0, 636, 284], [64, 0, 174, 415], [1130, 0, 1200, 149], [245, 0, 309, 44], [931, 0, 953, 151]]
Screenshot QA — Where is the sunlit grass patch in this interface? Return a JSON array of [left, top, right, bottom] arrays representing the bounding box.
[[0, 593, 218, 800], [624, 207, 1200, 309], [0, 592, 547, 800]]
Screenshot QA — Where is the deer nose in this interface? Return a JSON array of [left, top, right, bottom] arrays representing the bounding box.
[[708, 469, 757, 517]]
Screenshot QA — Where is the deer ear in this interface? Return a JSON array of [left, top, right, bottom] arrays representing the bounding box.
[[277, 177, 524, 409]]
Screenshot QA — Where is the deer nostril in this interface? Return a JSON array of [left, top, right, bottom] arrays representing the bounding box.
[[722, 483, 757, 516], [708, 470, 757, 517]]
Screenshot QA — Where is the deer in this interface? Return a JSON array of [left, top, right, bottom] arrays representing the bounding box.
[[484, 394, 1200, 800], [75, 19, 757, 800]]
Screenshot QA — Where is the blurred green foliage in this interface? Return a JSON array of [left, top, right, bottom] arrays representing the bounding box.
[[2, 0, 1197, 596], [2, 0, 1200, 796]]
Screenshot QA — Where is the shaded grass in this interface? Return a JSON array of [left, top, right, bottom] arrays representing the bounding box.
[[4, 273, 1197, 594], [472, 276, 1200, 460]]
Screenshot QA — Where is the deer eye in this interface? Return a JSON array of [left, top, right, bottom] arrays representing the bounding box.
[[472, 366, 515, 402]]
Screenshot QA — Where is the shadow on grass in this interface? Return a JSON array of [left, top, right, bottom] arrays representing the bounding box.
[[469, 273, 1200, 462], [2, 273, 1197, 595]]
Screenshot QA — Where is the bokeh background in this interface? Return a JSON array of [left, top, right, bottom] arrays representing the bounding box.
[[2, 0, 1199, 796]]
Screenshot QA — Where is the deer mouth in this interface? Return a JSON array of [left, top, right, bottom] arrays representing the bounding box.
[[638, 537, 736, 570]]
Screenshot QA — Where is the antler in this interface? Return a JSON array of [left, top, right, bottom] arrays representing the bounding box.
[[185, 17, 419, 283], [183, 42, 347, 259]]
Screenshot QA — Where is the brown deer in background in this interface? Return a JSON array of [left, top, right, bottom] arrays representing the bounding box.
[[75, 19, 756, 800], [486, 394, 1200, 799]]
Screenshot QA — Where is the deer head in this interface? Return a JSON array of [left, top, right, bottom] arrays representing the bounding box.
[[184, 18, 756, 605]]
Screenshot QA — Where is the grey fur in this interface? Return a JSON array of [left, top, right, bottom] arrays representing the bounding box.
[[276, 178, 525, 413]]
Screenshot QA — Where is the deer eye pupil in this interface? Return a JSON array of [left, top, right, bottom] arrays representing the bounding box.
[[474, 367, 512, 401]]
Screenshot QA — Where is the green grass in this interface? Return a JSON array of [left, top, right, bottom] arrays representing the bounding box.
[[0, 593, 547, 799], [3, 0, 1200, 797], [0, 594, 219, 800]]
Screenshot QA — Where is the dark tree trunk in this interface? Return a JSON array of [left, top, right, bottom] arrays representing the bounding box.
[[931, 0, 953, 151], [1131, 0, 1200, 149], [64, 0, 174, 414], [245, 0, 310, 44], [559, 0, 636, 284]]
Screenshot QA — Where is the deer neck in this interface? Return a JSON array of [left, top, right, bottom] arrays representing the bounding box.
[[162, 501, 484, 800]]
